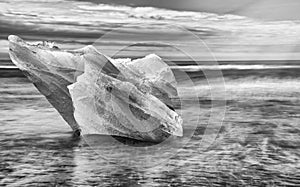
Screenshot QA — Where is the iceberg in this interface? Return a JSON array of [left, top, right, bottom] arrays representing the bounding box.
[[8, 35, 183, 142]]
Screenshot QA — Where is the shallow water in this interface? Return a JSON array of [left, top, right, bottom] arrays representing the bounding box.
[[1, 64, 300, 186]]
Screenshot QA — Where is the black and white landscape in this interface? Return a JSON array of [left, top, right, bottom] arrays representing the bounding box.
[[0, 0, 300, 186]]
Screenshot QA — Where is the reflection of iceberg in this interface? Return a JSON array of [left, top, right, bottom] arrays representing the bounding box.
[[8, 35, 183, 142]]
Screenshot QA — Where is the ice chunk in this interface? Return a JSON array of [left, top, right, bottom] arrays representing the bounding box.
[[68, 54, 183, 142], [8, 35, 183, 142], [8, 35, 84, 132]]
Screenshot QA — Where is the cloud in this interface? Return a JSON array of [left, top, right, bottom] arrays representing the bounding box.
[[0, 0, 300, 60]]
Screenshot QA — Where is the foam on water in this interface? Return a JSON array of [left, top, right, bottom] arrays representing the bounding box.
[[172, 64, 300, 71]]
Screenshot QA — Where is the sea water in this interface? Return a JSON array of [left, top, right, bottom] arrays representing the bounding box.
[[1, 62, 299, 186]]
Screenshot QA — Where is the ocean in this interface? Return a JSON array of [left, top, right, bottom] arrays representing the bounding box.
[[1, 0, 300, 186], [1, 61, 300, 186]]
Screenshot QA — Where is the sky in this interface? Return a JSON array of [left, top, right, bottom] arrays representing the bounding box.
[[1, 0, 300, 63], [83, 0, 300, 20]]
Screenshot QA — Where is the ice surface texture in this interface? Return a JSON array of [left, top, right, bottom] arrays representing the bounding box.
[[8, 35, 182, 142]]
